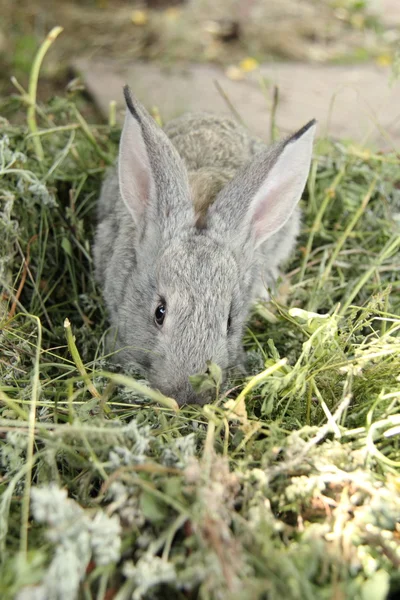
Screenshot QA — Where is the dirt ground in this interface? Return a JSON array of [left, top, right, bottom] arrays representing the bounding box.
[[0, 0, 398, 112]]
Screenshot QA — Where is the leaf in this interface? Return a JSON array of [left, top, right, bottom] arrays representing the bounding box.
[[140, 491, 168, 524], [163, 477, 185, 504], [207, 361, 222, 387], [61, 237, 73, 257], [189, 373, 215, 394], [289, 307, 334, 334], [224, 398, 250, 432], [77, 397, 100, 421], [361, 570, 390, 600], [189, 362, 222, 394]]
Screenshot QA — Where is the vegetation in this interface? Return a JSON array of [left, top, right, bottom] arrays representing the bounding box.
[[1, 25, 400, 600]]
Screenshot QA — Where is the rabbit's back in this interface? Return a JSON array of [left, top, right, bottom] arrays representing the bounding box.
[[164, 113, 265, 171], [164, 113, 266, 225]]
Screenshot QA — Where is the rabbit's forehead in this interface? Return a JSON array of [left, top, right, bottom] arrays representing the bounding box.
[[158, 236, 237, 290]]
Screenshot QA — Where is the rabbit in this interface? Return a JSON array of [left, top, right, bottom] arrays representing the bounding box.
[[93, 85, 316, 406]]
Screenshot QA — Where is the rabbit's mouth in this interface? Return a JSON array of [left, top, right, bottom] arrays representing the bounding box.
[[170, 386, 212, 407], [151, 374, 217, 407]]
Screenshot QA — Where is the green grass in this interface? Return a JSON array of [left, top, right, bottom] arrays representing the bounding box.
[[1, 45, 400, 600]]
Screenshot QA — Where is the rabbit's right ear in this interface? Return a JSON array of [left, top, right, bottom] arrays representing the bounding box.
[[118, 96, 155, 224], [118, 86, 193, 233]]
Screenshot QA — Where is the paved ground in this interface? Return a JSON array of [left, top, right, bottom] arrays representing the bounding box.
[[72, 0, 400, 149], [74, 58, 400, 149], [378, 0, 400, 25]]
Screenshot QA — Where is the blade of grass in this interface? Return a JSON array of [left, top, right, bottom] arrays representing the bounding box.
[[27, 26, 64, 162], [339, 234, 400, 315], [233, 358, 288, 410], [72, 105, 112, 165], [317, 177, 377, 290], [20, 315, 42, 556], [108, 100, 117, 128], [0, 390, 29, 420], [213, 79, 246, 126], [102, 372, 179, 412], [64, 318, 101, 401], [270, 85, 279, 143], [298, 166, 346, 283]]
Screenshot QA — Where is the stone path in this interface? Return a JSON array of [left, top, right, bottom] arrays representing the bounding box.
[[74, 57, 400, 149], [378, 0, 400, 25], [72, 0, 400, 149]]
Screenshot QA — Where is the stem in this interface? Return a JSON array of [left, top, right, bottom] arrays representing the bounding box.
[[103, 372, 179, 412], [202, 418, 216, 476], [73, 105, 112, 164], [312, 380, 341, 438], [20, 315, 42, 555], [231, 422, 262, 458], [161, 513, 187, 561], [26, 124, 80, 138], [234, 358, 288, 408], [0, 390, 29, 420], [27, 26, 63, 161], [64, 318, 101, 400], [270, 85, 279, 143], [214, 79, 246, 126], [306, 381, 312, 426], [108, 100, 117, 127]]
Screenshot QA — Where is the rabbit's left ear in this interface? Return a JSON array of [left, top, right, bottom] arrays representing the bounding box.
[[207, 120, 316, 249]]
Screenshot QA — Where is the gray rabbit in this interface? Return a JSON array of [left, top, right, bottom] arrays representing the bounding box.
[[93, 86, 316, 405]]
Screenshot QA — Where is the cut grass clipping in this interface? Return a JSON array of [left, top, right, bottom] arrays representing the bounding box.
[[1, 28, 400, 600]]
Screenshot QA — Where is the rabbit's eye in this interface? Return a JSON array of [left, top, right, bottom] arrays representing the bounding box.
[[227, 312, 232, 332], [155, 301, 166, 326]]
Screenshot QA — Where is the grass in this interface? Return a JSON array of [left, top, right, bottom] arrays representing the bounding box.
[[1, 31, 400, 600]]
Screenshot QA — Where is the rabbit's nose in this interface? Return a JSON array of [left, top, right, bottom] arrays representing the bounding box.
[[152, 368, 217, 406], [168, 381, 213, 407], [177, 386, 212, 406]]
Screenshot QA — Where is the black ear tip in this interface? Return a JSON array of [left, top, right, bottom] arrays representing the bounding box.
[[290, 119, 317, 142], [123, 84, 131, 103], [123, 84, 140, 122]]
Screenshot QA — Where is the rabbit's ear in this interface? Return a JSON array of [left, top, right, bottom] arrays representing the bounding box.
[[118, 97, 155, 224], [118, 86, 193, 232], [207, 120, 316, 248]]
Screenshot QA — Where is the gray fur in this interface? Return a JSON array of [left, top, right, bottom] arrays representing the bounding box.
[[93, 88, 316, 405]]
